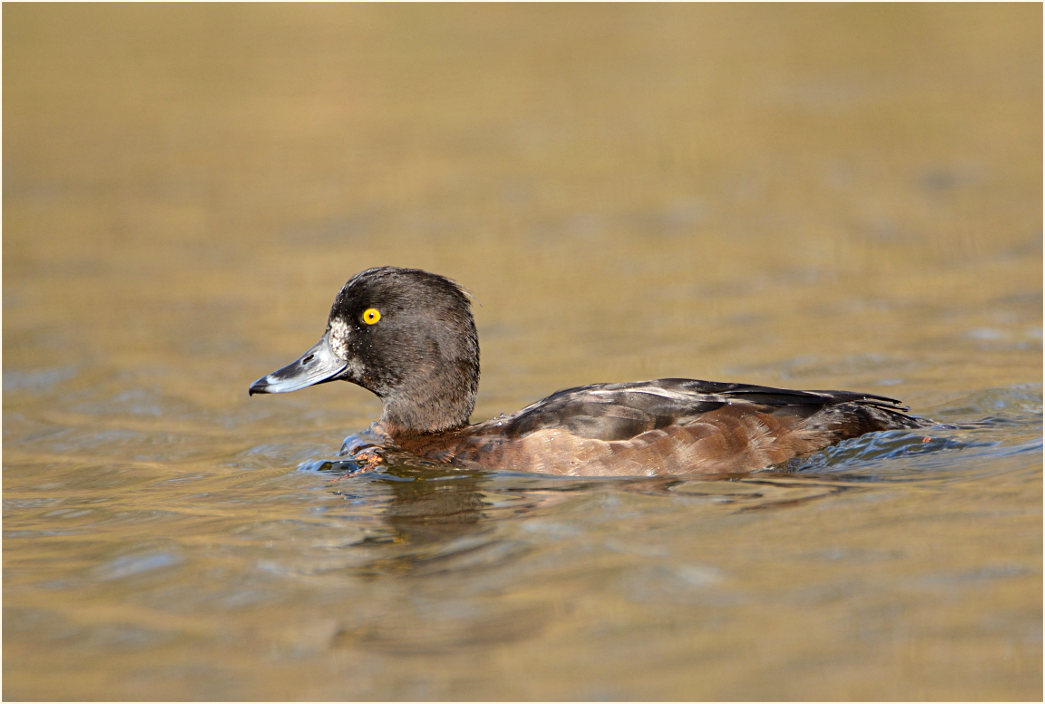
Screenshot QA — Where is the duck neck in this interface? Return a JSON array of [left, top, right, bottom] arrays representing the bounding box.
[[380, 358, 479, 436]]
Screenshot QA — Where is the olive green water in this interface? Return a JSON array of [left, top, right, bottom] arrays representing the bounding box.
[[3, 4, 1042, 700]]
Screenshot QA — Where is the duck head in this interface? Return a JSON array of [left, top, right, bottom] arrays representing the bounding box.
[[249, 266, 480, 434]]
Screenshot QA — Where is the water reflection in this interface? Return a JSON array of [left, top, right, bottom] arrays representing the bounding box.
[[357, 465, 491, 547]]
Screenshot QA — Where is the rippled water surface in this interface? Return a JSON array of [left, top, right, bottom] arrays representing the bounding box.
[[4, 5, 1042, 700]]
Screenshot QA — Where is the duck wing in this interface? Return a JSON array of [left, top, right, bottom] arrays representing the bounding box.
[[499, 378, 926, 441]]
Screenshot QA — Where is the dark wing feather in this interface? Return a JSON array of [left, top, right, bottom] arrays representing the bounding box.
[[500, 378, 923, 442]]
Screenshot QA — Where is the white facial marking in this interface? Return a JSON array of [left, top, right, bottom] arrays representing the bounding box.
[[329, 318, 351, 359]]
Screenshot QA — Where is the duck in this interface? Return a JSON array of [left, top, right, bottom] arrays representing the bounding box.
[[249, 266, 930, 477]]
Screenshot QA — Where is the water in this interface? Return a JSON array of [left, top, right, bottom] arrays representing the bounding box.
[[4, 4, 1041, 700]]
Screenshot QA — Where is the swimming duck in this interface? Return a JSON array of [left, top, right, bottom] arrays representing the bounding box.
[[249, 266, 928, 476]]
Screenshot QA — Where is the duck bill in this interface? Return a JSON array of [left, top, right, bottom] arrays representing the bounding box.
[[249, 334, 348, 395]]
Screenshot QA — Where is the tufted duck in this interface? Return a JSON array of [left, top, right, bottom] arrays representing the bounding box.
[[249, 266, 929, 476]]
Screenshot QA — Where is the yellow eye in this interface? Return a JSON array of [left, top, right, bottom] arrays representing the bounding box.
[[362, 307, 381, 325]]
